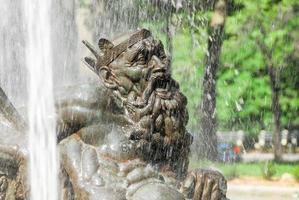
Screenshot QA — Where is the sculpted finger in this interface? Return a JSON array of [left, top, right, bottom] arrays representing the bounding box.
[[219, 177, 228, 198], [82, 147, 98, 180], [193, 172, 204, 200], [180, 173, 195, 198], [210, 182, 221, 200], [201, 177, 214, 200]]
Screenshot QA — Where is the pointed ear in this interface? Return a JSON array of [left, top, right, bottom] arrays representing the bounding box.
[[83, 57, 96, 72], [98, 38, 114, 52], [82, 40, 100, 58], [84, 57, 96, 68]]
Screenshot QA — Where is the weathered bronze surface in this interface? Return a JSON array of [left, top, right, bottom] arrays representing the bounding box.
[[0, 29, 228, 200]]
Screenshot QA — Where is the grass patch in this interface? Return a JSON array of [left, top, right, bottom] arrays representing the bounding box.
[[189, 158, 299, 179], [261, 161, 276, 180], [293, 166, 299, 181]]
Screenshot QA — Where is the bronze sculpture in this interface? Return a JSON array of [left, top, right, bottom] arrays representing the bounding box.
[[0, 29, 228, 200]]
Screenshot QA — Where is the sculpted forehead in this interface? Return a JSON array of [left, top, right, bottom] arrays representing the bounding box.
[[82, 29, 167, 75], [108, 36, 165, 68]]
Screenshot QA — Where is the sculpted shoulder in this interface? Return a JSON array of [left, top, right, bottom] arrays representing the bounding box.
[[54, 82, 110, 110]]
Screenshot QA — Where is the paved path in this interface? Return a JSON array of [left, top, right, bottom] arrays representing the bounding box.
[[242, 153, 299, 162], [227, 183, 299, 200]]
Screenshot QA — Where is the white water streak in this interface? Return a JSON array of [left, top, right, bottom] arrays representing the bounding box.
[[24, 0, 58, 199]]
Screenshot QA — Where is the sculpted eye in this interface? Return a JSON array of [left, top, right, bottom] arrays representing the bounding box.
[[135, 52, 146, 65]]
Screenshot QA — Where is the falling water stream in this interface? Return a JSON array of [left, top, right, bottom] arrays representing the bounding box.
[[24, 0, 58, 199], [0, 0, 171, 199]]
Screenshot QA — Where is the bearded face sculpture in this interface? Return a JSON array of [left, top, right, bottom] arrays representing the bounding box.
[[83, 29, 191, 178]]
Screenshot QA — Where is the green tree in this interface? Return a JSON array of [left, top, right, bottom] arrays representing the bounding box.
[[200, 0, 227, 160], [170, 0, 299, 154], [217, 0, 299, 156]]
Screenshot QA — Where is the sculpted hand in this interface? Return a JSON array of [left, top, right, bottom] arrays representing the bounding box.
[[180, 169, 228, 200], [125, 101, 136, 113]]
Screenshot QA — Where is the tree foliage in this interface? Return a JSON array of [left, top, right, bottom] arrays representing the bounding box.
[[170, 0, 299, 137]]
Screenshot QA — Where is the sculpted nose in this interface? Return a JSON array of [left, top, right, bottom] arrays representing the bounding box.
[[149, 55, 167, 73], [149, 55, 161, 66]]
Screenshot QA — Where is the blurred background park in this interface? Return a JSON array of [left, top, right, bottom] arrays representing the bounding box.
[[1, 0, 298, 199]]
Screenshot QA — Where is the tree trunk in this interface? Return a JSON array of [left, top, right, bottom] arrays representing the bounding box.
[[268, 65, 282, 161], [166, 12, 173, 65], [189, 25, 196, 63], [256, 33, 283, 162], [200, 0, 226, 160]]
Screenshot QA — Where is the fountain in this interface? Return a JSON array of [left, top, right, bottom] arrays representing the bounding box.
[[24, 0, 58, 200], [0, 1, 228, 200]]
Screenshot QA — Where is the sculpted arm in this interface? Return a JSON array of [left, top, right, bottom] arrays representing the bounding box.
[[55, 84, 108, 141]]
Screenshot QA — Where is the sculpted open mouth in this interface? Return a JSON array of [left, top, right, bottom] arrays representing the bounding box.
[[154, 77, 170, 91], [152, 66, 169, 78], [152, 67, 166, 74]]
